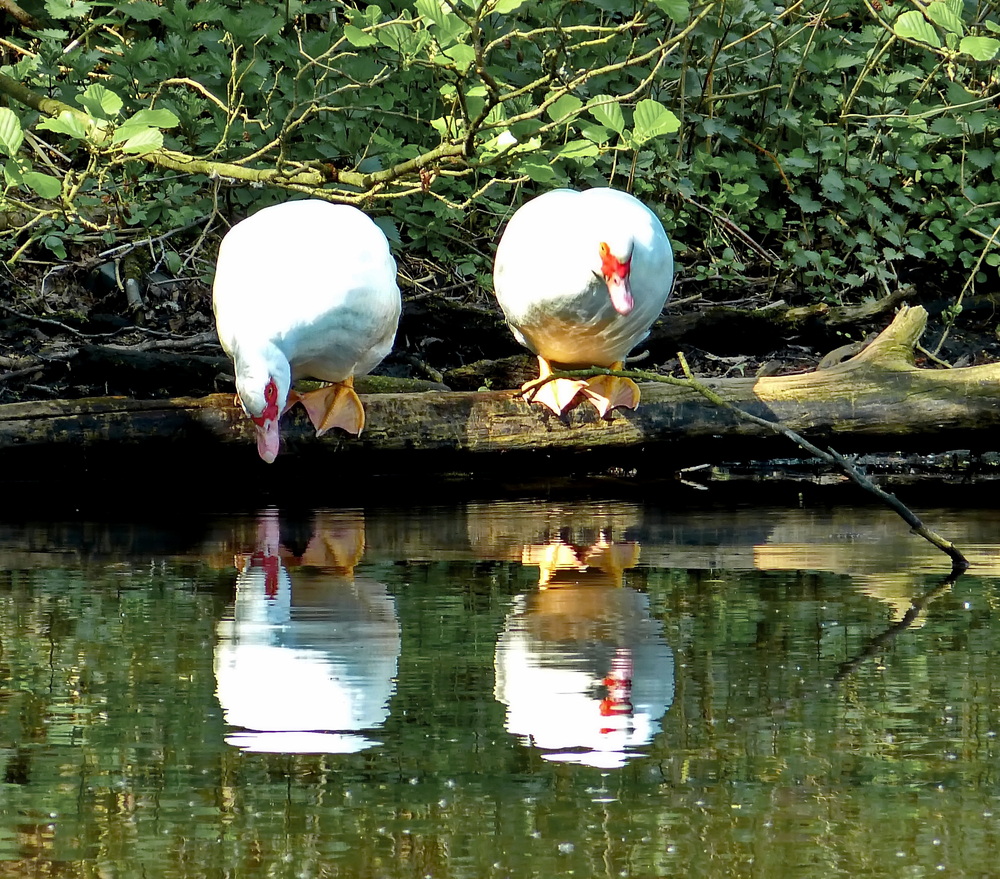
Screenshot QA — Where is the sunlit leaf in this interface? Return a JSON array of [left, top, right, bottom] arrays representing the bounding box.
[[443, 43, 476, 71], [556, 139, 599, 159], [925, 0, 964, 36], [588, 95, 626, 134], [120, 128, 163, 155], [650, 0, 689, 23], [0, 108, 23, 158], [124, 109, 179, 130], [45, 0, 92, 19], [492, 0, 528, 11], [77, 84, 123, 120], [546, 95, 583, 124], [36, 111, 88, 140], [631, 99, 680, 144], [415, 0, 447, 26], [959, 35, 1000, 60], [344, 24, 377, 47], [893, 10, 942, 47], [22, 171, 62, 199]]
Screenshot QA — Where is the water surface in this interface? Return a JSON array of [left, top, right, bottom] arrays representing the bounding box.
[[1, 500, 998, 877]]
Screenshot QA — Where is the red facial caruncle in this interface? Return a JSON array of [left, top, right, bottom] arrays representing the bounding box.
[[599, 242, 633, 315], [250, 377, 280, 427]]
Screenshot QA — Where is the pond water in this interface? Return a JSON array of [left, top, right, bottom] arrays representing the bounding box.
[[1, 497, 999, 878]]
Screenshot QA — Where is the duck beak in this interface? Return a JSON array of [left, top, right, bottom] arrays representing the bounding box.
[[606, 274, 633, 315], [254, 418, 280, 463]]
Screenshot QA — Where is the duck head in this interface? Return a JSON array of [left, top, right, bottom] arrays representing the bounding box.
[[235, 357, 291, 464], [598, 239, 634, 315]]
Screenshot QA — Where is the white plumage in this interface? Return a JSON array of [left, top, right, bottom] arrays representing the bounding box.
[[493, 187, 674, 415], [213, 199, 401, 462]]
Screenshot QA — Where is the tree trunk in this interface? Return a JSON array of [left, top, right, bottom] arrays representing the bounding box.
[[2, 306, 998, 481]]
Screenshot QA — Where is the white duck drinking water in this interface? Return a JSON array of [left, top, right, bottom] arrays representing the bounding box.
[[493, 188, 674, 416], [213, 199, 401, 462]]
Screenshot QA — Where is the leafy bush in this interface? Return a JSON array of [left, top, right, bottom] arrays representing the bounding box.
[[0, 0, 997, 308]]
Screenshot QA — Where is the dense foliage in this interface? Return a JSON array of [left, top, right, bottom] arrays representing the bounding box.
[[0, 0, 999, 308]]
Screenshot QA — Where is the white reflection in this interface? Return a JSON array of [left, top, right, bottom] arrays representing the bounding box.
[[495, 536, 674, 769], [215, 510, 400, 753]]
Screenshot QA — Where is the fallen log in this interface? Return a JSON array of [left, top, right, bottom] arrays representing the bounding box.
[[2, 306, 999, 483]]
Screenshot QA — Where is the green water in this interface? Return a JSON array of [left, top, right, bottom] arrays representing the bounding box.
[[0, 501, 998, 878]]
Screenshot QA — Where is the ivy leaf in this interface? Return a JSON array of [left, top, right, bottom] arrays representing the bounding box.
[[344, 24, 377, 47], [77, 84, 123, 120], [959, 35, 1000, 60], [894, 10, 942, 48], [0, 108, 24, 158], [631, 99, 680, 144], [36, 111, 89, 140], [588, 95, 625, 134], [649, 0, 689, 23], [22, 171, 62, 199]]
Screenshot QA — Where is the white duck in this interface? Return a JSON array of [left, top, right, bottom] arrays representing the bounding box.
[[213, 199, 401, 463], [493, 187, 674, 416]]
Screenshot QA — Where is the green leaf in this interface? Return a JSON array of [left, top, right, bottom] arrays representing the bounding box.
[[492, 0, 528, 10], [36, 111, 88, 140], [649, 0, 689, 23], [124, 109, 179, 130], [588, 96, 625, 134], [344, 24, 377, 47], [959, 35, 1000, 60], [893, 10, 942, 47], [926, 0, 964, 36], [77, 84, 123, 120], [929, 116, 964, 136], [45, 0, 92, 19], [119, 128, 164, 155], [556, 139, 599, 159], [22, 171, 61, 199], [0, 108, 23, 157], [415, 0, 447, 26], [631, 99, 680, 144], [546, 95, 583, 124], [579, 123, 611, 143], [517, 158, 557, 182], [120, 1, 162, 21], [443, 43, 476, 71]]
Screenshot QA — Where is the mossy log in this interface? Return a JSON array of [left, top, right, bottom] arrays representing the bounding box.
[[2, 306, 999, 479]]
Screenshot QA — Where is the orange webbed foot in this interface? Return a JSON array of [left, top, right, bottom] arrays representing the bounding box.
[[288, 378, 366, 436]]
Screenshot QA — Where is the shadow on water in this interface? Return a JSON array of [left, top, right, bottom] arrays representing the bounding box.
[[0, 497, 997, 877]]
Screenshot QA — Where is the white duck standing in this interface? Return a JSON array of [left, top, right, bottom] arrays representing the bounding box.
[[493, 188, 674, 416], [213, 199, 401, 462]]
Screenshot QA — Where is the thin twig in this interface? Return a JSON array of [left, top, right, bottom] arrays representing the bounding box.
[[542, 358, 970, 573]]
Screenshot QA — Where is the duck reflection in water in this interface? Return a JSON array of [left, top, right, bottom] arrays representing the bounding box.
[[214, 509, 400, 753], [494, 530, 674, 769]]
